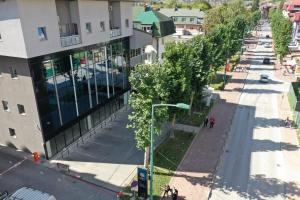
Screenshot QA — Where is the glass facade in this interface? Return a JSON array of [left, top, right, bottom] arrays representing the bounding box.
[[29, 38, 130, 158]]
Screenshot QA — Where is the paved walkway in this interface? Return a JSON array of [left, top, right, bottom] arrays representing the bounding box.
[[167, 34, 258, 200], [168, 71, 248, 200]]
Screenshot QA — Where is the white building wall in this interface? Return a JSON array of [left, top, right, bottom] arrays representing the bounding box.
[[0, 0, 27, 58], [120, 2, 133, 37], [17, 0, 62, 58], [153, 35, 174, 61], [78, 0, 110, 46], [0, 56, 44, 155]]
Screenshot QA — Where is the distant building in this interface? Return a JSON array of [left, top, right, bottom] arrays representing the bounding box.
[[158, 8, 205, 41], [133, 6, 176, 61], [283, 0, 300, 17]]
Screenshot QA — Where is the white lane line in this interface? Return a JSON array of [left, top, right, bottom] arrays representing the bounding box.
[[0, 157, 27, 176]]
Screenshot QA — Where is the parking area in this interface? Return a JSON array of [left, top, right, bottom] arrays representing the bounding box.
[[50, 108, 144, 192], [0, 144, 118, 199]]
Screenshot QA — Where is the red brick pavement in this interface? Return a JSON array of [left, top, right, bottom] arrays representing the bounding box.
[[167, 72, 248, 200]]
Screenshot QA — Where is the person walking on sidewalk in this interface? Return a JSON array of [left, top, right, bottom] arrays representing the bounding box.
[[209, 117, 215, 128], [171, 187, 178, 200], [162, 184, 171, 198], [204, 117, 209, 127]]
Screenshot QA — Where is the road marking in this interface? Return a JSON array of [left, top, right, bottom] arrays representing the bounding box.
[[0, 157, 27, 176]]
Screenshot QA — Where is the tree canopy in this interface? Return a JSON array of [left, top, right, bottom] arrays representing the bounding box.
[[269, 9, 292, 60]]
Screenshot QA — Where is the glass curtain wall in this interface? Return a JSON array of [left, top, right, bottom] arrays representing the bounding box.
[[30, 39, 130, 158]]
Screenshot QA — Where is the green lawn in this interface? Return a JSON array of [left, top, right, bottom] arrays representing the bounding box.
[[152, 131, 195, 199], [120, 131, 195, 200]]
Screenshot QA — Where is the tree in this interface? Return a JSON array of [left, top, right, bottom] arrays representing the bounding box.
[[269, 9, 292, 62], [251, 0, 259, 12], [127, 63, 169, 167], [203, 0, 248, 33], [163, 42, 193, 137]]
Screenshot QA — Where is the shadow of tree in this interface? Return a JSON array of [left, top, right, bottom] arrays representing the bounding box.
[[251, 139, 299, 152], [212, 174, 300, 200]]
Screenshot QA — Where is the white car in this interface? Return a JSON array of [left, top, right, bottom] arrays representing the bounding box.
[[260, 74, 269, 83], [264, 42, 272, 48], [258, 41, 264, 45]]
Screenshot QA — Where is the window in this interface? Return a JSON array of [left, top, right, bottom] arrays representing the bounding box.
[[86, 22, 92, 33], [125, 19, 129, 28], [182, 17, 186, 22], [0, 33, 2, 41], [17, 104, 25, 115], [37, 27, 47, 41], [100, 21, 105, 32], [2, 101, 9, 111], [190, 18, 194, 22], [173, 17, 178, 22], [9, 128, 16, 138], [10, 67, 17, 79]]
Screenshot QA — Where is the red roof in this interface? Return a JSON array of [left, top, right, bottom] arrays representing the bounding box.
[[293, 12, 300, 21], [283, 0, 300, 10]]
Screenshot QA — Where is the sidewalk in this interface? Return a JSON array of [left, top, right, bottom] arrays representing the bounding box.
[[168, 71, 248, 200]]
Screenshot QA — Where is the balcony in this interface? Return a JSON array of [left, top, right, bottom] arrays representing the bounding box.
[[110, 28, 121, 38], [60, 35, 81, 47], [59, 23, 81, 47]]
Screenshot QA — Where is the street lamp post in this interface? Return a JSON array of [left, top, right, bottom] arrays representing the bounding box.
[[149, 103, 190, 200]]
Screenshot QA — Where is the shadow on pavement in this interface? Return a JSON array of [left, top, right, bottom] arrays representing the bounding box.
[[251, 139, 299, 152], [213, 174, 300, 200]]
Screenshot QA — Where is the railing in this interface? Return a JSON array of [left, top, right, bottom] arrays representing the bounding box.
[[60, 35, 81, 47], [110, 28, 121, 38]]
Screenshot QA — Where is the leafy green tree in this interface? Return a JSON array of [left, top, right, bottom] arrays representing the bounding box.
[[269, 9, 292, 62], [251, 0, 259, 11], [127, 63, 169, 166]]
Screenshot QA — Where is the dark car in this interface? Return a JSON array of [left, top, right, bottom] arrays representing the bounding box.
[[266, 35, 270, 38], [263, 58, 270, 64]]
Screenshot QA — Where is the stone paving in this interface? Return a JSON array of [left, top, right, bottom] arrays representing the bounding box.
[[166, 34, 258, 200], [167, 71, 248, 200]]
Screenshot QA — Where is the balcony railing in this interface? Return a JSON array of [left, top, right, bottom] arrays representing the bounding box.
[[60, 35, 81, 47], [110, 28, 121, 38]]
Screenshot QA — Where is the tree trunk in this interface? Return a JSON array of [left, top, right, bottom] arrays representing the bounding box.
[[170, 113, 176, 139], [189, 92, 195, 116], [144, 146, 150, 168]]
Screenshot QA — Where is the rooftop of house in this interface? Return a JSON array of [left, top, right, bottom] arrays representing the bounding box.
[[283, 0, 300, 11], [158, 8, 205, 18], [133, 6, 176, 37], [289, 11, 300, 21]]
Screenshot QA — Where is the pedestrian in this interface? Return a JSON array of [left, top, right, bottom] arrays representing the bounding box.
[[171, 187, 178, 200], [209, 117, 215, 128], [162, 184, 171, 198], [204, 117, 209, 127]]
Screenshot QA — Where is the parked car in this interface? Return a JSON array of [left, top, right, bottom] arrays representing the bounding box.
[[258, 40, 264, 45], [3, 187, 56, 200], [264, 42, 272, 48], [263, 58, 270, 64], [260, 74, 269, 83]]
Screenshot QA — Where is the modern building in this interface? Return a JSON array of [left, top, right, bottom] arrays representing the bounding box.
[[133, 6, 176, 61], [0, 0, 134, 159], [158, 8, 205, 41]]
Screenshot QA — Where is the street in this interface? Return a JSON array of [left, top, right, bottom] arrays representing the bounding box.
[[210, 21, 300, 199], [0, 145, 117, 200]]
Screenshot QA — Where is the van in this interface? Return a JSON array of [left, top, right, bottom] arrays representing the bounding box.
[[4, 187, 56, 200]]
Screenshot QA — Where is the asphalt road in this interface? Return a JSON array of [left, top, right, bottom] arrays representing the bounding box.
[[210, 21, 300, 200], [0, 145, 117, 200]]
